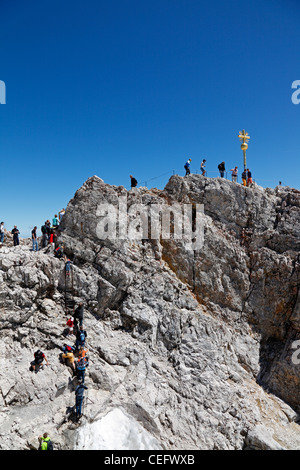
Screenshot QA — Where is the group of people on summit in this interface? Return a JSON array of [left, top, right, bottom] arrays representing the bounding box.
[[184, 158, 254, 187]]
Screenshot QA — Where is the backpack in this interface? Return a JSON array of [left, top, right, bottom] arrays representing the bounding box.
[[79, 331, 85, 344], [77, 357, 88, 370], [34, 350, 43, 360], [46, 439, 53, 451], [41, 225, 47, 234]]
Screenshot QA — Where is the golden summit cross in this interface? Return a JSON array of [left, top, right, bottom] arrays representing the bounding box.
[[238, 129, 250, 144]]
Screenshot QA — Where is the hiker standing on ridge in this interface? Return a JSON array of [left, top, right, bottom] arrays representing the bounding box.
[[32, 226, 38, 252], [41, 222, 49, 248], [0, 222, 4, 245], [218, 161, 226, 178], [230, 166, 238, 183], [184, 158, 192, 176], [200, 159, 206, 176], [130, 175, 138, 189], [11, 226, 20, 246], [247, 168, 253, 187], [52, 214, 59, 228], [241, 169, 247, 186]]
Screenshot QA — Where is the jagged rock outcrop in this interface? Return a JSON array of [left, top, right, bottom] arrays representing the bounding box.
[[0, 174, 300, 450]]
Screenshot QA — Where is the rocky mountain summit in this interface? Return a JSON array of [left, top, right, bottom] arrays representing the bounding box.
[[1, 174, 300, 450]]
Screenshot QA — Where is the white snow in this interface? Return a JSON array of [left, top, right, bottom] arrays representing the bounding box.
[[74, 408, 162, 450]]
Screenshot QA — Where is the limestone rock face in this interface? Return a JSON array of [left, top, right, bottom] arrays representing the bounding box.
[[1, 174, 300, 450]]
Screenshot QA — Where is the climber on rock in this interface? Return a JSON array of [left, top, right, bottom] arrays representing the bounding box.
[[75, 325, 87, 351], [74, 302, 84, 331], [64, 317, 74, 336], [75, 381, 88, 420], [61, 347, 76, 374], [78, 345, 89, 361], [38, 433, 53, 450], [76, 354, 89, 384], [64, 255, 72, 277], [30, 349, 49, 373], [54, 244, 64, 259]]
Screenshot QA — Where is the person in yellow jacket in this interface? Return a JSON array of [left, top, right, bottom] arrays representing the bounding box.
[[38, 433, 53, 450]]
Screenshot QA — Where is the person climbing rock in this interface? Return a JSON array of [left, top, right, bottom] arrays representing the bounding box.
[[64, 256, 72, 277], [200, 159, 206, 176], [61, 348, 76, 373], [78, 345, 89, 361], [59, 208, 65, 220], [74, 302, 84, 330], [75, 325, 87, 351], [65, 317, 74, 336], [75, 382, 88, 420], [76, 354, 89, 384], [38, 433, 53, 450], [54, 244, 64, 259], [30, 350, 49, 373]]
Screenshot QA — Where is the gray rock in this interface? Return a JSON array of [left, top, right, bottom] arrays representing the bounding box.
[[1, 175, 300, 450]]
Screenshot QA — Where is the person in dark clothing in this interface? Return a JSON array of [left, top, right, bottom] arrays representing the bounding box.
[[241, 170, 247, 186], [218, 162, 226, 178], [184, 158, 192, 176], [54, 244, 64, 259], [130, 175, 138, 189], [41, 223, 48, 248], [75, 382, 88, 420], [76, 355, 89, 384], [74, 302, 84, 330], [30, 350, 49, 372], [11, 226, 20, 246], [32, 226, 38, 252]]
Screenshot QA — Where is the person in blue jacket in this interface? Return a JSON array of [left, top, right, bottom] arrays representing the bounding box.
[[184, 158, 192, 176]]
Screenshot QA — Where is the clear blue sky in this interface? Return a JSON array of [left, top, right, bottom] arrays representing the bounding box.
[[0, 0, 299, 237]]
